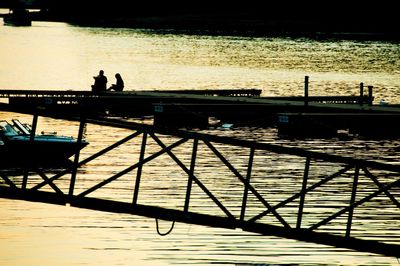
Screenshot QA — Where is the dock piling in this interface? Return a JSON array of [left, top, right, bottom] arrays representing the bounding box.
[[368, 85, 373, 106], [304, 76, 309, 107], [359, 82, 364, 106]]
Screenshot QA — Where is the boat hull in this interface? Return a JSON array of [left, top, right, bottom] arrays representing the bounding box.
[[3, 9, 32, 26], [1, 119, 89, 169], [1, 140, 88, 168], [0, 137, 88, 168]]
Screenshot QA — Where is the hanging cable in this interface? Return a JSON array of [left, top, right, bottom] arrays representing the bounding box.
[[155, 218, 175, 236]]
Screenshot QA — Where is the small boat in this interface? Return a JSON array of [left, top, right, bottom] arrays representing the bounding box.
[[0, 119, 88, 168], [3, 8, 32, 26]]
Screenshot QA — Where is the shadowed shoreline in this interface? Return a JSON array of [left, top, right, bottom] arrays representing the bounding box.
[[1, 0, 399, 41], [66, 15, 400, 41]]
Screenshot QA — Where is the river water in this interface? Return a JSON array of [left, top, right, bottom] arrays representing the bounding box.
[[1, 20, 400, 265]]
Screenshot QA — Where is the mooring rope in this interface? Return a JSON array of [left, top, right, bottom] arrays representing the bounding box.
[[155, 218, 175, 236]]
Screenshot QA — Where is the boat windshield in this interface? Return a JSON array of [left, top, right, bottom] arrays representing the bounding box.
[[0, 121, 20, 136], [12, 119, 31, 135]]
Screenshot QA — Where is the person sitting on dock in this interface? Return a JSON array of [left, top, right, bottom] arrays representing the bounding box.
[[108, 73, 124, 92], [91, 70, 107, 92]]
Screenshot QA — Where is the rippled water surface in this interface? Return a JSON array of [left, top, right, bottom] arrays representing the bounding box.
[[1, 21, 400, 101], [1, 21, 400, 265]]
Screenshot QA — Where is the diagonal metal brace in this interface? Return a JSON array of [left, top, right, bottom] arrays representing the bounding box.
[[31, 131, 142, 191], [308, 177, 400, 231], [150, 133, 235, 220], [77, 137, 189, 197], [249, 165, 353, 223], [204, 140, 290, 228]]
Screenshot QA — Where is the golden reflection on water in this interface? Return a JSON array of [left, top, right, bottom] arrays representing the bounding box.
[[1, 21, 400, 102], [1, 20, 400, 265]]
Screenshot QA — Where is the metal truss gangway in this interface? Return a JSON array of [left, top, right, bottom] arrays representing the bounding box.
[[0, 112, 399, 258]]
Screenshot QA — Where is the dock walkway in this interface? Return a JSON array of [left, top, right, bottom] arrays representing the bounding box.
[[1, 89, 400, 137]]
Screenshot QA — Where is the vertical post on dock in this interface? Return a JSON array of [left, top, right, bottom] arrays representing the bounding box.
[[346, 165, 359, 238], [304, 76, 309, 107], [68, 118, 86, 198], [240, 147, 255, 222], [133, 132, 147, 205], [22, 113, 38, 189], [297, 156, 310, 229], [359, 82, 364, 106], [184, 139, 198, 213], [368, 85, 373, 106]]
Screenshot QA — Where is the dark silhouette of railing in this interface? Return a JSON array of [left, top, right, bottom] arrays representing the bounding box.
[[0, 116, 399, 258]]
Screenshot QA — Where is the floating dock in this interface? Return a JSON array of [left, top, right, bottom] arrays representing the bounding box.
[[1, 86, 400, 137]]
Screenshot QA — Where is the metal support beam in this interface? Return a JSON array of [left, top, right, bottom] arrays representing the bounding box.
[[22, 113, 38, 189], [203, 140, 290, 228], [0, 173, 17, 188], [362, 166, 400, 209], [184, 139, 198, 213], [133, 132, 147, 205], [297, 156, 310, 229], [150, 134, 235, 219], [68, 118, 86, 197], [32, 131, 142, 191], [308, 176, 400, 232], [1, 185, 399, 258], [36, 169, 64, 195], [240, 147, 254, 222], [249, 165, 353, 223], [346, 166, 359, 238], [77, 137, 189, 197]]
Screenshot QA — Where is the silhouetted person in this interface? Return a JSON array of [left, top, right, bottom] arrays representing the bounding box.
[[91, 70, 107, 92], [108, 73, 124, 92]]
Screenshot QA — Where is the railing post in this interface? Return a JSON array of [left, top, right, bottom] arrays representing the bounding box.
[[133, 132, 147, 205], [297, 156, 310, 229], [22, 113, 38, 189], [68, 118, 86, 198], [346, 165, 359, 238], [304, 75, 309, 107], [184, 139, 198, 213], [240, 147, 255, 222], [359, 82, 364, 106], [368, 85, 373, 106]]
